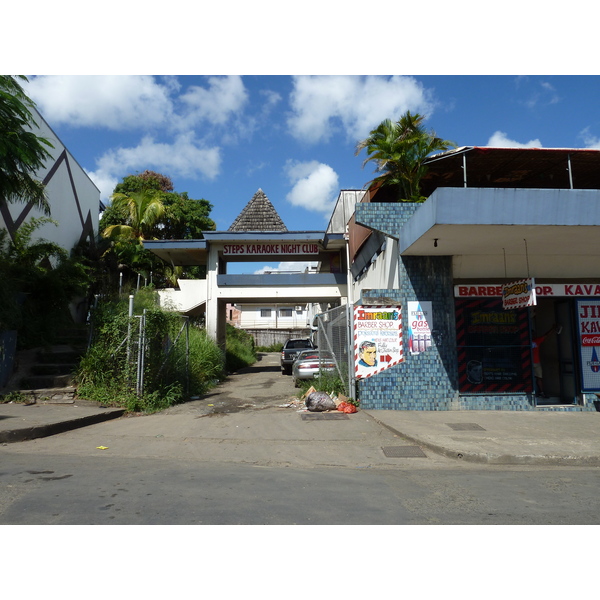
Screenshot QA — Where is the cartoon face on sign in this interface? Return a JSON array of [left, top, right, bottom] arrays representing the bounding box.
[[358, 341, 377, 367]]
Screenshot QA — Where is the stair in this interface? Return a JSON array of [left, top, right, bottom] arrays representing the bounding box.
[[2, 327, 89, 404]]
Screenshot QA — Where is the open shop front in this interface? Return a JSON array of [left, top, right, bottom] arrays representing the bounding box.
[[455, 282, 600, 408]]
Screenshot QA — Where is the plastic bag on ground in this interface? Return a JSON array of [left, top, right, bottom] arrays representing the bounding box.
[[337, 401, 357, 414], [305, 391, 337, 412]]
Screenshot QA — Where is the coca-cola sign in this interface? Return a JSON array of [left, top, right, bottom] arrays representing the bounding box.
[[581, 335, 600, 346]]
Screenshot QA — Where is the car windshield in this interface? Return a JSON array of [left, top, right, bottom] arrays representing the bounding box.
[[297, 350, 333, 360], [287, 340, 311, 348]]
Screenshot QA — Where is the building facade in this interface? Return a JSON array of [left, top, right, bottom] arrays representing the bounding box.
[[348, 147, 600, 411]]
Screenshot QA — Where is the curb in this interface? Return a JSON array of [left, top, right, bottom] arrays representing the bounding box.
[[363, 411, 600, 467], [0, 409, 126, 444]]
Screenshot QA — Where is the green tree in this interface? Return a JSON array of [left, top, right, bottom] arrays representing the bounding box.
[[0, 75, 54, 213], [355, 111, 456, 202], [102, 190, 166, 242], [100, 173, 215, 288], [159, 192, 215, 239], [114, 170, 174, 194], [0, 217, 91, 346]]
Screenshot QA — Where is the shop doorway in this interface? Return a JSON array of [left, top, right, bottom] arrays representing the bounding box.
[[531, 298, 580, 405]]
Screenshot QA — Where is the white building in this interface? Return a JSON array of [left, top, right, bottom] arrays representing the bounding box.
[[0, 106, 101, 254]]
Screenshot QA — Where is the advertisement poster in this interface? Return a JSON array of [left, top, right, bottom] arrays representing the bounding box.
[[407, 301, 433, 355], [354, 305, 403, 380], [576, 299, 600, 391], [502, 278, 536, 310], [455, 298, 532, 394]]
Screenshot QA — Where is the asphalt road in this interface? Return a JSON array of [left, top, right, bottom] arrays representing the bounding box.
[[1, 353, 600, 525]]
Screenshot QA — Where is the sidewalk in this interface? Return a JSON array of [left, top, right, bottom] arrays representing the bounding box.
[[0, 401, 125, 444], [365, 409, 600, 466], [1, 398, 599, 466]]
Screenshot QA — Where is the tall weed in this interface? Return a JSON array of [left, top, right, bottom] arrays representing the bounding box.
[[76, 294, 256, 412]]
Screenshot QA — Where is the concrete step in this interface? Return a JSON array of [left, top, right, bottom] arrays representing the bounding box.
[[18, 387, 78, 404]]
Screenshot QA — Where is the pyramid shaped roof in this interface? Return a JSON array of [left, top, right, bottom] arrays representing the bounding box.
[[228, 189, 287, 232]]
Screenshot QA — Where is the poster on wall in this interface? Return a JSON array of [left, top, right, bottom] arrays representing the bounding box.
[[407, 301, 433, 355], [576, 299, 600, 391], [455, 298, 532, 394], [354, 306, 403, 380]]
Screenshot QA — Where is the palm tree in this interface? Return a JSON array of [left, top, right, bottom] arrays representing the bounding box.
[[356, 111, 456, 202], [0, 75, 54, 213], [102, 190, 166, 242]]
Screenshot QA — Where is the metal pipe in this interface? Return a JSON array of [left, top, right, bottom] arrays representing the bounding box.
[[568, 153, 574, 189]]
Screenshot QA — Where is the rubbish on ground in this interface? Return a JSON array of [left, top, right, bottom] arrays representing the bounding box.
[[96, 446, 109, 450], [305, 391, 337, 412], [337, 401, 357, 414]]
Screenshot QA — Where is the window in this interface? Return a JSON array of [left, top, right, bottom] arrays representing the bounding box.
[[279, 308, 293, 318], [455, 298, 532, 394], [260, 309, 272, 318]]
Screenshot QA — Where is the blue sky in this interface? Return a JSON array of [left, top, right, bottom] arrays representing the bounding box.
[[22, 74, 600, 272], [6, 2, 597, 274]]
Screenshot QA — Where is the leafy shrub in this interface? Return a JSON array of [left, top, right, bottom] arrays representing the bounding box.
[[255, 342, 283, 352], [76, 295, 256, 412], [295, 371, 347, 397], [224, 324, 256, 372], [0, 218, 92, 347]]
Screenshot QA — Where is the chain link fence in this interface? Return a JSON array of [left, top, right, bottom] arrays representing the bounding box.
[[313, 304, 355, 397], [87, 299, 192, 400]]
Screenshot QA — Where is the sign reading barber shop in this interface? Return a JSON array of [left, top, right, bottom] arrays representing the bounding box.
[[354, 305, 403, 379], [501, 278, 536, 310]]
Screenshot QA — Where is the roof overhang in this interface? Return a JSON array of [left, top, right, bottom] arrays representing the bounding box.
[[143, 239, 208, 266], [400, 187, 600, 258], [144, 232, 347, 266]]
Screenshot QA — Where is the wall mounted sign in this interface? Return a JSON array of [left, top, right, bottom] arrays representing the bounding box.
[[407, 301, 433, 355], [501, 278, 536, 309], [455, 282, 600, 298], [354, 305, 403, 380], [576, 299, 600, 391], [223, 243, 320, 256]]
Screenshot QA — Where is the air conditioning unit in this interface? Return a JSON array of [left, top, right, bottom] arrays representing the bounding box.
[[295, 306, 303, 311]]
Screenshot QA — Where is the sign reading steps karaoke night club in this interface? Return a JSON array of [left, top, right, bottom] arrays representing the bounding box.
[[354, 306, 403, 380]]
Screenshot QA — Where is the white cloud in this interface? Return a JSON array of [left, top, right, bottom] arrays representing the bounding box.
[[284, 160, 339, 214], [89, 133, 221, 202], [86, 169, 119, 205], [486, 131, 543, 148], [25, 75, 174, 130], [287, 75, 434, 144], [579, 127, 600, 149], [178, 75, 248, 127]]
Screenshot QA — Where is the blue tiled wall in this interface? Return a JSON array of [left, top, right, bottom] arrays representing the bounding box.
[[357, 257, 458, 410]]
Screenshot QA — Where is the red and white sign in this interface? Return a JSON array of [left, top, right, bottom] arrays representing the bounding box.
[[501, 278, 536, 310], [455, 282, 600, 298], [354, 306, 403, 380]]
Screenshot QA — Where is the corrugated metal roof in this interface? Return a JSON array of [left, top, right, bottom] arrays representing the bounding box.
[[369, 147, 600, 202]]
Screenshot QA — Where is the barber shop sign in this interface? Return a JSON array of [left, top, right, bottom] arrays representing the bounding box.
[[354, 306, 403, 379]]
